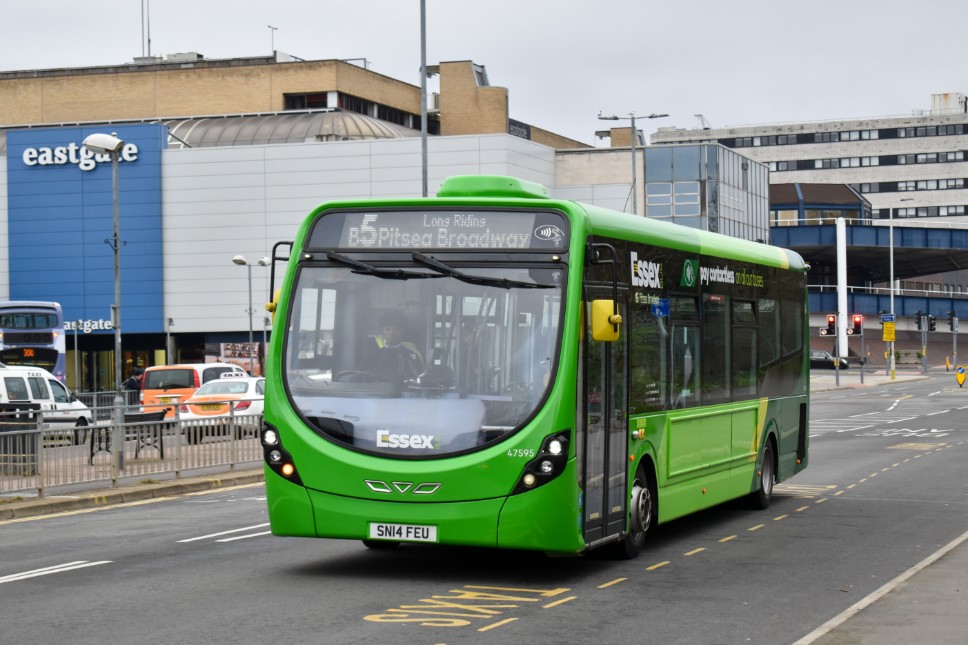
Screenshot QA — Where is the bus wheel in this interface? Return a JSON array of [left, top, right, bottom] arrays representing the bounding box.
[[610, 469, 654, 559], [748, 438, 776, 510], [362, 540, 400, 550]]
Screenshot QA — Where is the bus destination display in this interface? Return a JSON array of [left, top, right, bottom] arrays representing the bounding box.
[[309, 210, 568, 251]]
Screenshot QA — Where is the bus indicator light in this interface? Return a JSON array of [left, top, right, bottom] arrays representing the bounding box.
[[281, 463, 295, 477]]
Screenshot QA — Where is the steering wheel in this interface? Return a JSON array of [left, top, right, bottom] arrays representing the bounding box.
[[334, 370, 379, 383]]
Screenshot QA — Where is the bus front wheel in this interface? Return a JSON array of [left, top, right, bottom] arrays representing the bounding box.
[[610, 468, 655, 559]]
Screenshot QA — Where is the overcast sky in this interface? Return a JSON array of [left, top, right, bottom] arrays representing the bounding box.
[[2, 0, 965, 145]]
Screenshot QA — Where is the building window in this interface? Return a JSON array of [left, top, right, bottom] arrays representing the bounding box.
[[284, 93, 328, 110]]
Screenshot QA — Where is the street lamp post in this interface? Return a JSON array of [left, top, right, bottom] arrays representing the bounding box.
[[597, 111, 668, 215], [233, 255, 269, 374], [83, 132, 126, 477], [889, 209, 896, 380]]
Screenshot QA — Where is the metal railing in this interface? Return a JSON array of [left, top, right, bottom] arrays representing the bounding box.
[[0, 400, 262, 498]]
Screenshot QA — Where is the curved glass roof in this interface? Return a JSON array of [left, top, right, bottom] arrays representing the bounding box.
[[163, 110, 420, 148], [0, 110, 420, 154]]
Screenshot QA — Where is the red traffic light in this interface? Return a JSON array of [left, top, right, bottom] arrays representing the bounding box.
[[850, 314, 864, 335]]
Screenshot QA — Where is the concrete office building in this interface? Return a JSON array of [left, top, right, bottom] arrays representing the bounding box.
[[651, 92, 968, 293]]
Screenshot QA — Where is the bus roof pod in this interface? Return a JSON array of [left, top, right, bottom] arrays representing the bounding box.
[[436, 175, 551, 200]]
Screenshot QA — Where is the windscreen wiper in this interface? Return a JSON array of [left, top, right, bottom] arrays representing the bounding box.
[[325, 251, 437, 280], [411, 252, 555, 289]]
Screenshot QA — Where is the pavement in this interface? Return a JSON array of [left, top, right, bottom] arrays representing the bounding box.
[[2, 368, 964, 644]]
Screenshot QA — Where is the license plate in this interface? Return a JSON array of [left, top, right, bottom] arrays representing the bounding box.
[[368, 522, 438, 543], [200, 404, 222, 411]]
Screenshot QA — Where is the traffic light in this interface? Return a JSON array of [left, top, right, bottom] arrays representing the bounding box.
[[916, 311, 923, 330], [928, 315, 937, 332], [821, 314, 836, 336], [851, 314, 863, 336]]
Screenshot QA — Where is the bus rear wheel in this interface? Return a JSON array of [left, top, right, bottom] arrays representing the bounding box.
[[610, 469, 654, 559], [748, 438, 776, 510]]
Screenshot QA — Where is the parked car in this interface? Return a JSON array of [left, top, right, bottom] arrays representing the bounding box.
[[179, 375, 265, 443], [809, 350, 848, 370]]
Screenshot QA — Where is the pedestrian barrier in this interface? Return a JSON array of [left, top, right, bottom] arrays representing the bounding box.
[[0, 398, 262, 498], [0, 404, 41, 476], [88, 409, 174, 463]]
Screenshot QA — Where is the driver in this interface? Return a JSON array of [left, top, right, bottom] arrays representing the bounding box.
[[359, 310, 424, 382]]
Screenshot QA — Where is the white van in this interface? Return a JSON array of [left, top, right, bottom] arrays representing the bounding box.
[[0, 363, 93, 443]]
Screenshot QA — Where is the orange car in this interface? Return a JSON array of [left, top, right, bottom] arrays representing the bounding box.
[[141, 362, 246, 418], [179, 376, 265, 443]]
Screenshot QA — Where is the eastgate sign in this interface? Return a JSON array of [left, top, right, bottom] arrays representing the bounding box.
[[64, 319, 114, 334], [22, 141, 139, 172]]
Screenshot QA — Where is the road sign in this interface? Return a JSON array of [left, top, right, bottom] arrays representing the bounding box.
[[881, 313, 895, 323], [957, 365, 966, 388], [882, 321, 896, 342]]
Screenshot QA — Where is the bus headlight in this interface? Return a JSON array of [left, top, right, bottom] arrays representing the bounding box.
[[261, 422, 302, 485], [512, 431, 570, 495]]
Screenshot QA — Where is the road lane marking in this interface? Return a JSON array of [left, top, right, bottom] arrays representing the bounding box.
[[597, 578, 626, 589], [646, 561, 670, 571], [683, 548, 705, 556], [177, 523, 270, 542], [216, 531, 272, 542], [0, 560, 112, 584]]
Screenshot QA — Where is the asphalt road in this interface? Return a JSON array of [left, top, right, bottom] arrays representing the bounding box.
[[1, 373, 966, 644]]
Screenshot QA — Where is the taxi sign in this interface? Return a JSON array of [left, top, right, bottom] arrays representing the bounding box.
[[957, 365, 966, 388], [219, 371, 249, 379], [882, 321, 896, 342]]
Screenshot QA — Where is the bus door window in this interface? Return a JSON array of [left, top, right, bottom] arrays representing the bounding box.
[[581, 292, 629, 543]]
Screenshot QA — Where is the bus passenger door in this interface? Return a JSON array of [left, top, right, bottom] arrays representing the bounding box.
[[581, 289, 628, 545]]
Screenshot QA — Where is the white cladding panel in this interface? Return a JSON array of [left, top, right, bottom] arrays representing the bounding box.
[[163, 135, 556, 334]]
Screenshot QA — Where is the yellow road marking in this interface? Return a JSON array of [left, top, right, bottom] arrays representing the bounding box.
[[478, 618, 518, 632], [647, 561, 670, 571], [542, 596, 576, 609], [597, 578, 626, 589]]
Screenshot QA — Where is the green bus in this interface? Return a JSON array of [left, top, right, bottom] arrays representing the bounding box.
[[261, 175, 809, 558]]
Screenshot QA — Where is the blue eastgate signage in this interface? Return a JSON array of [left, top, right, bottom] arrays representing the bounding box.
[[6, 123, 167, 334], [21, 140, 140, 171]]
